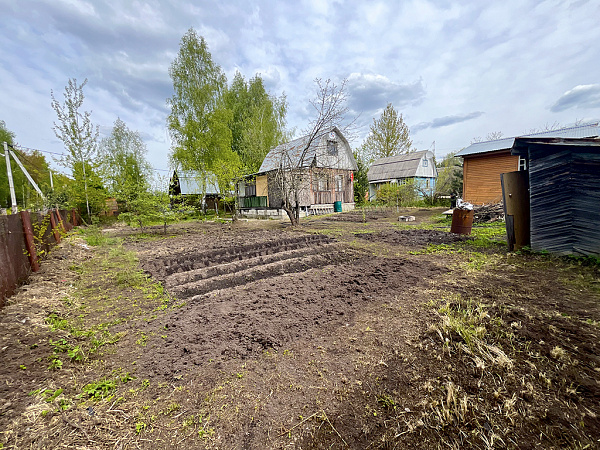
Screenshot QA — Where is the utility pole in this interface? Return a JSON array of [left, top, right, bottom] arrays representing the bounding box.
[[4, 142, 18, 214]]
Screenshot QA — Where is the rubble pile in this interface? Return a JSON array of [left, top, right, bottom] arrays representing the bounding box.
[[473, 202, 504, 223]]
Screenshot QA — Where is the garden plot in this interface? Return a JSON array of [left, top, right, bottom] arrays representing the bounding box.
[[134, 229, 443, 378]]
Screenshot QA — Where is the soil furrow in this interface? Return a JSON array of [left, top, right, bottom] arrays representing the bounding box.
[[144, 234, 333, 277], [171, 251, 346, 300], [164, 242, 339, 288]]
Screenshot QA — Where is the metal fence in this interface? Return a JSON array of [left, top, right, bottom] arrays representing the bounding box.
[[0, 209, 78, 307]]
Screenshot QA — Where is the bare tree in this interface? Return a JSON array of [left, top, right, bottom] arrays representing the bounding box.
[[271, 79, 352, 226], [470, 131, 504, 144]]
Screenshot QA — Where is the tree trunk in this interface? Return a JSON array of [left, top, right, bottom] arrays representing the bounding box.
[[282, 203, 299, 226]]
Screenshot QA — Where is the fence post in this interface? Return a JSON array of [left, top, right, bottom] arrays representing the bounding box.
[[71, 208, 78, 227], [20, 211, 39, 272], [49, 209, 61, 243]]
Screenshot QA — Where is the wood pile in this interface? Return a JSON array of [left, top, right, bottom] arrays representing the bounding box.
[[473, 202, 504, 223]]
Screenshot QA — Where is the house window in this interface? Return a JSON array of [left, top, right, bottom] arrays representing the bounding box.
[[314, 174, 328, 191], [327, 140, 338, 156], [518, 156, 527, 171], [245, 182, 256, 197], [423, 159, 428, 167], [336, 175, 343, 191]]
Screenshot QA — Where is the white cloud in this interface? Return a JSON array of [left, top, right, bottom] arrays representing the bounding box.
[[550, 85, 600, 112]]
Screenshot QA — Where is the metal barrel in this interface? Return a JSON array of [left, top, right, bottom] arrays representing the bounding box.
[[450, 209, 474, 235]]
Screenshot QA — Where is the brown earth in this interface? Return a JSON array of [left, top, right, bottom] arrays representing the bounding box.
[[1, 210, 599, 449]]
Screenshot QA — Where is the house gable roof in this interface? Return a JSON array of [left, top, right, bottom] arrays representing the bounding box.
[[367, 150, 433, 182], [258, 127, 357, 173]]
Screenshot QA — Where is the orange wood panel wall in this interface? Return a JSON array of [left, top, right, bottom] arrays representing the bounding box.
[[462, 151, 519, 204]]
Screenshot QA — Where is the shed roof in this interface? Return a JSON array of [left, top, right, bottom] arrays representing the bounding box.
[[456, 122, 600, 157], [511, 137, 600, 155], [367, 150, 431, 182], [172, 170, 220, 195], [258, 127, 353, 173]]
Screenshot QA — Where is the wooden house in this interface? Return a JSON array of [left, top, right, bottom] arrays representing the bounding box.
[[238, 127, 357, 218], [510, 137, 600, 256], [367, 151, 437, 201], [457, 122, 600, 204]]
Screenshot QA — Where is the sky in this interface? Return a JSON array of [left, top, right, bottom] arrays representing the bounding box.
[[1, 0, 599, 179]]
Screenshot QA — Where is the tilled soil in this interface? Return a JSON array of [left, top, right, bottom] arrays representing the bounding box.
[[135, 252, 442, 378], [1, 216, 599, 450], [355, 227, 473, 247]]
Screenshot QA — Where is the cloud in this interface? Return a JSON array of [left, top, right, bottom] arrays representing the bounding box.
[[412, 111, 484, 133], [550, 84, 600, 112], [346, 73, 426, 114]]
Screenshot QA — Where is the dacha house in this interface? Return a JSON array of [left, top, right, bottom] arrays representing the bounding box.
[[237, 127, 357, 219], [367, 151, 437, 201]]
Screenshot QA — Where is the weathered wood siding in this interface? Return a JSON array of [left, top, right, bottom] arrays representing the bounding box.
[[463, 151, 518, 204]]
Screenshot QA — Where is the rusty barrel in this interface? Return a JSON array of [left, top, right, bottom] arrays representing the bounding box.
[[450, 209, 474, 235]]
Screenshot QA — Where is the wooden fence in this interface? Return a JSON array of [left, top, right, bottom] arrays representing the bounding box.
[[0, 209, 78, 307]]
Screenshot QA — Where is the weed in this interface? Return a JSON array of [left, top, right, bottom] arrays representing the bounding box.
[[135, 422, 147, 434], [81, 379, 117, 400], [44, 388, 63, 403], [164, 403, 181, 415], [47, 357, 63, 370], [136, 332, 148, 346], [45, 314, 70, 332]]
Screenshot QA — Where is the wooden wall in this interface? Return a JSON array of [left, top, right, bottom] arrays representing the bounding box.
[[463, 151, 519, 204]]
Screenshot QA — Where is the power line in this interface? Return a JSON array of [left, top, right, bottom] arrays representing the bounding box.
[[11, 144, 170, 173]]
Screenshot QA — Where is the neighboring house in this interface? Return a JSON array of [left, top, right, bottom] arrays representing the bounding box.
[[238, 127, 358, 218], [169, 170, 224, 211], [367, 151, 437, 201], [456, 122, 600, 204], [510, 136, 600, 256]]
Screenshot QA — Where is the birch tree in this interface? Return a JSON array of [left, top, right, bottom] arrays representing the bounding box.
[[51, 78, 101, 220], [167, 28, 239, 206]]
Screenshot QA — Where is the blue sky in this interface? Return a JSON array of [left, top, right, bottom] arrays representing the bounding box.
[[1, 0, 599, 178]]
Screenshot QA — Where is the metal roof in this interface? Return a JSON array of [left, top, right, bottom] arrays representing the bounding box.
[[456, 122, 600, 157], [367, 150, 431, 182], [258, 127, 355, 173], [172, 171, 220, 195]]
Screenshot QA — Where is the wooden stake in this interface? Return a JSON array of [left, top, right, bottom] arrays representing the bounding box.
[[20, 210, 39, 272], [49, 209, 61, 243]]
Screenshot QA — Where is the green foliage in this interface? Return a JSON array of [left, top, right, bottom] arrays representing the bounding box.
[[99, 118, 152, 207], [224, 72, 288, 173], [167, 28, 238, 196], [78, 225, 119, 247], [0, 122, 56, 210], [51, 78, 103, 220], [45, 313, 70, 332], [81, 379, 116, 400], [435, 151, 463, 198], [360, 103, 412, 164], [375, 181, 417, 206], [120, 189, 180, 234], [353, 151, 369, 205]]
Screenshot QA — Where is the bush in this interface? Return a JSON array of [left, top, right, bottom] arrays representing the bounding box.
[[376, 182, 417, 206]]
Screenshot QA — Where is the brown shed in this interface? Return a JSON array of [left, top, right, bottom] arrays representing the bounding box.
[[457, 122, 600, 205]]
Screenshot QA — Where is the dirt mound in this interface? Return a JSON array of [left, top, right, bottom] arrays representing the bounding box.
[[355, 228, 473, 247]]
